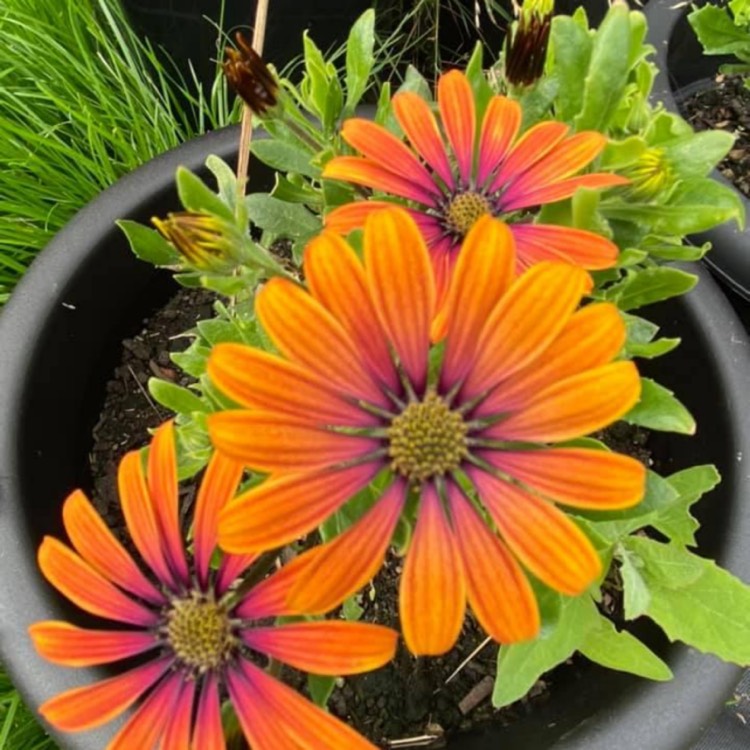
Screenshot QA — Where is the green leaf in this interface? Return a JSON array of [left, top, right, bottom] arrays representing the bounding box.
[[624, 378, 696, 434], [175, 167, 234, 222], [344, 9, 375, 115], [618, 546, 651, 619], [117, 219, 179, 266], [550, 15, 593, 122], [605, 267, 697, 311], [626, 337, 680, 359], [342, 594, 365, 621], [658, 465, 721, 547], [493, 595, 598, 708], [689, 4, 750, 56], [171, 343, 210, 379], [206, 155, 238, 209], [196, 318, 244, 346], [664, 131, 735, 179], [622, 537, 750, 664], [251, 140, 319, 178], [579, 614, 673, 680], [308, 674, 337, 708], [148, 378, 209, 416], [245, 193, 321, 237]]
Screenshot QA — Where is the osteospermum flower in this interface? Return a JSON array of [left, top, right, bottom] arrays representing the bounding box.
[[323, 70, 628, 309], [207, 208, 646, 656], [29, 421, 397, 749]]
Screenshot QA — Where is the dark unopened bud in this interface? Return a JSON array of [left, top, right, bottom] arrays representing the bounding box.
[[223, 32, 278, 114], [152, 212, 237, 272], [504, 0, 554, 88]]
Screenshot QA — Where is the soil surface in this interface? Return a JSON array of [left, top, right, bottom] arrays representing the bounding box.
[[88, 285, 653, 748], [680, 73, 750, 197]]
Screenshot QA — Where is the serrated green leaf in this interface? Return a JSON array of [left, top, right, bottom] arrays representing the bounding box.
[[148, 378, 209, 416], [550, 15, 594, 123], [196, 318, 244, 346], [117, 220, 179, 266], [579, 613, 672, 680], [493, 595, 598, 708], [175, 167, 234, 222], [618, 546, 651, 619], [605, 267, 697, 311], [308, 673, 337, 708], [689, 4, 750, 56], [171, 343, 210, 379], [622, 536, 750, 664], [625, 378, 696, 434], [626, 337, 680, 359], [342, 594, 364, 621], [344, 9, 375, 115], [245, 193, 320, 237], [251, 140, 319, 178]]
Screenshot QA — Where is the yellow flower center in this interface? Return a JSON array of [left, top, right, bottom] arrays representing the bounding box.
[[166, 594, 235, 672], [388, 392, 468, 482], [445, 192, 491, 236]]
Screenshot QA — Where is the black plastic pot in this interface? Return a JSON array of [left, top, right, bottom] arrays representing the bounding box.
[[645, 0, 750, 301], [1, 128, 750, 749]]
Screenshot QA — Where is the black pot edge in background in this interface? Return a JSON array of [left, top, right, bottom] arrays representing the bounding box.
[[645, 0, 750, 301], [2, 126, 750, 750]]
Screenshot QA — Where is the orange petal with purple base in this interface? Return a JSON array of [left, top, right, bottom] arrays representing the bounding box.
[[477, 95, 522, 186], [461, 262, 591, 399], [511, 224, 618, 271], [440, 217, 515, 384], [256, 277, 384, 405], [208, 410, 377, 472], [488, 361, 641, 442], [365, 207, 436, 392], [287, 481, 406, 614], [147, 422, 189, 585], [472, 471, 602, 595], [341, 118, 440, 196], [62, 490, 164, 605], [118, 449, 175, 590], [244, 621, 397, 675], [306, 230, 400, 390], [438, 70, 476, 184], [393, 90, 454, 186], [39, 657, 170, 732], [38, 537, 157, 627], [503, 173, 629, 211], [160, 680, 195, 750], [448, 487, 539, 643], [218, 463, 379, 553], [208, 343, 368, 426], [400, 485, 466, 655], [323, 156, 438, 205], [192, 675, 224, 750], [490, 448, 646, 510], [325, 200, 397, 234], [29, 621, 156, 667]]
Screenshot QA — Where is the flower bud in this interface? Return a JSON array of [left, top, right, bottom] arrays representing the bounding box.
[[504, 0, 554, 88], [223, 32, 278, 115]]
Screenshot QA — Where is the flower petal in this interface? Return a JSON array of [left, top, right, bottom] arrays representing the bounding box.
[[108, 673, 180, 750], [489, 361, 641, 442], [393, 90, 454, 187], [193, 449, 245, 588], [287, 481, 406, 614], [118, 449, 175, 590], [491, 121, 569, 194], [218, 464, 379, 553], [229, 660, 377, 750], [192, 675, 225, 750], [341, 118, 441, 195], [160, 680, 195, 750], [448, 487, 539, 643], [461, 262, 591, 399], [324, 200, 397, 234], [29, 621, 156, 667], [503, 173, 629, 211], [147, 422, 189, 586], [477, 302, 626, 415], [244, 621, 398, 675], [323, 156, 437, 205], [256, 277, 384, 404], [62, 489, 164, 605], [216, 550, 260, 596], [207, 344, 368, 426], [438, 70, 476, 184], [440, 217, 516, 385], [400, 484, 466, 655], [489, 447, 646, 510], [208, 410, 377, 472], [38, 657, 170, 732], [305, 230, 400, 390], [38, 537, 157, 627], [428, 235, 459, 334], [473, 471, 602, 595], [477, 95, 522, 187], [511, 224, 618, 271], [364, 207, 436, 392]]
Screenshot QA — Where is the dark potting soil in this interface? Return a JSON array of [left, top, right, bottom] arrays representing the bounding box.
[[88, 284, 653, 748], [680, 73, 750, 198]]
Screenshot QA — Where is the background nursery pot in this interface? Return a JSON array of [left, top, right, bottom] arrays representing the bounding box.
[[1, 128, 750, 750], [645, 0, 750, 301]]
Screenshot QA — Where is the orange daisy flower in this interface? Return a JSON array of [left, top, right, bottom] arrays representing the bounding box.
[[207, 208, 646, 656], [29, 421, 396, 749], [323, 69, 628, 308]]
